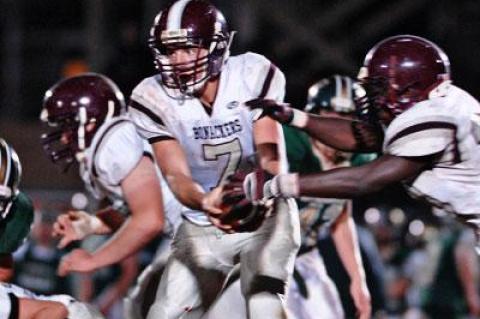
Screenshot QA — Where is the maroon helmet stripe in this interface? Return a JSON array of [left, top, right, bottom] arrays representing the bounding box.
[[258, 63, 276, 98]]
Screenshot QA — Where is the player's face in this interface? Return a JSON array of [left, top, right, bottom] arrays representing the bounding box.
[[166, 46, 209, 90]]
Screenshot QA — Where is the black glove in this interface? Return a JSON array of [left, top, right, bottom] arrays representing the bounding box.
[[246, 98, 294, 124]]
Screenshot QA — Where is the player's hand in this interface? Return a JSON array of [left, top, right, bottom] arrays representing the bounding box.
[[58, 248, 96, 277], [245, 98, 294, 124], [52, 210, 103, 249], [222, 168, 274, 205], [466, 290, 480, 317], [202, 186, 224, 216], [350, 278, 371, 319]]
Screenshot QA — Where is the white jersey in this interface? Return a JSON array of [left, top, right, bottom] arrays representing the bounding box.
[[383, 83, 480, 216], [129, 52, 286, 225], [0, 282, 104, 319], [80, 116, 183, 235]]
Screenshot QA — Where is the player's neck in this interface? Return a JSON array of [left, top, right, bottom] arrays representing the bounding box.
[[197, 77, 220, 108]]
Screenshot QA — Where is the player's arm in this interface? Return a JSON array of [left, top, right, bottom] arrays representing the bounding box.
[[52, 209, 121, 249], [331, 202, 371, 319], [152, 139, 208, 211], [18, 298, 69, 319], [246, 99, 382, 152], [94, 255, 138, 315], [455, 232, 480, 316], [253, 116, 284, 175], [0, 253, 14, 281], [266, 154, 431, 199], [58, 156, 165, 275]]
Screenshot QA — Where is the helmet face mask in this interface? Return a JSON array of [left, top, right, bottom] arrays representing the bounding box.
[[149, 0, 233, 97], [0, 139, 22, 221], [356, 35, 451, 126], [40, 73, 125, 170]]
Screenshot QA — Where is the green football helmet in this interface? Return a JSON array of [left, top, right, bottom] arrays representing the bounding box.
[[305, 75, 357, 115], [0, 138, 22, 220]]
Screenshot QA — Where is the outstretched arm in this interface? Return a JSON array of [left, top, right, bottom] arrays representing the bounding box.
[[152, 139, 212, 211], [267, 154, 429, 199], [246, 98, 383, 152]]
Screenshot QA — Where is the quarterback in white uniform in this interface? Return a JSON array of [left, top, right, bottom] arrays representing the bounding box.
[[40, 73, 183, 318], [242, 35, 480, 252], [128, 0, 300, 318]]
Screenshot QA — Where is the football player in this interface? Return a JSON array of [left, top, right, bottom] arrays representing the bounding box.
[[240, 35, 480, 252], [40, 73, 183, 317], [0, 138, 104, 319], [127, 0, 300, 318], [284, 75, 371, 319], [207, 76, 372, 319]]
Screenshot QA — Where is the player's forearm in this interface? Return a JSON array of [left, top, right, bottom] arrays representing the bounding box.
[[95, 207, 126, 233], [331, 209, 366, 282], [96, 255, 138, 313], [257, 143, 282, 175], [455, 244, 480, 298], [302, 115, 361, 151], [269, 167, 379, 199], [166, 174, 206, 210], [91, 215, 162, 268]]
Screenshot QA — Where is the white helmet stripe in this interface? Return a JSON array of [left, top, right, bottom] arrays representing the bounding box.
[[334, 75, 341, 99], [0, 140, 10, 188], [167, 0, 192, 30]]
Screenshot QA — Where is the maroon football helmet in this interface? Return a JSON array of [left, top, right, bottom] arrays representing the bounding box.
[[356, 35, 451, 123], [149, 0, 233, 95], [40, 73, 125, 168]]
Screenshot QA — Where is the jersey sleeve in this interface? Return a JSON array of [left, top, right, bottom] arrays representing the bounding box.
[[0, 192, 34, 254], [94, 121, 145, 187], [242, 53, 286, 121], [383, 107, 456, 157], [128, 78, 175, 143]]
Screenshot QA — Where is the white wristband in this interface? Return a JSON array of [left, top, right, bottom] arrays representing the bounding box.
[[266, 174, 300, 198], [71, 211, 104, 238], [290, 109, 309, 128]]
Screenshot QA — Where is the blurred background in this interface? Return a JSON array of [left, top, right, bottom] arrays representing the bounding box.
[[1, 0, 480, 318]]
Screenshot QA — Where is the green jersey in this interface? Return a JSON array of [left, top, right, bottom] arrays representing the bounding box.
[[0, 192, 34, 254], [282, 125, 321, 174]]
